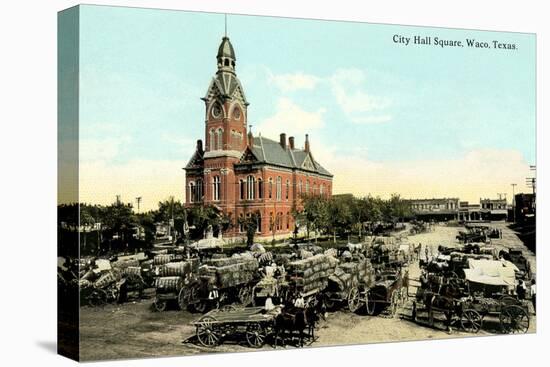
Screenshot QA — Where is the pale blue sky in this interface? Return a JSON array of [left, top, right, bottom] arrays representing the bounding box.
[[76, 5, 536, 209]]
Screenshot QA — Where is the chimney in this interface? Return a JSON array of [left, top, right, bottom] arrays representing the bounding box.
[[248, 130, 254, 147], [304, 134, 310, 152], [197, 139, 203, 154], [280, 133, 287, 149], [288, 136, 295, 150]]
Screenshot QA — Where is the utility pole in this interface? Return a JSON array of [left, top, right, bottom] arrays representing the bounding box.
[[511, 183, 517, 222], [135, 196, 142, 213], [115, 194, 121, 205]]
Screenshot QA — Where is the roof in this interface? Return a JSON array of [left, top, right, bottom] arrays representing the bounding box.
[[217, 37, 235, 60], [240, 135, 332, 177]]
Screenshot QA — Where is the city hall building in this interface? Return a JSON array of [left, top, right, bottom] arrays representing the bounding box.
[[184, 36, 333, 239]]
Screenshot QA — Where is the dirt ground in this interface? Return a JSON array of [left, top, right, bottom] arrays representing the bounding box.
[[79, 222, 536, 361]]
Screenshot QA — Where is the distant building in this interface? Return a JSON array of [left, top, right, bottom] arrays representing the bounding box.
[[480, 198, 508, 220], [458, 201, 482, 221], [408, 198, 459, 221], [514, 193, 536, 224]]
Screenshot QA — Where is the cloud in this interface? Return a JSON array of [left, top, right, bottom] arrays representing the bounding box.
[[314, 146, 532, 203], [268, 72, 321, 92], [79, 159, 185, 211], [329, 68, 392, 124], [255, 97, 326, 138]]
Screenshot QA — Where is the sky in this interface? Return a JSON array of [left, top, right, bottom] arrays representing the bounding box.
[[69, 5, 536, 211]]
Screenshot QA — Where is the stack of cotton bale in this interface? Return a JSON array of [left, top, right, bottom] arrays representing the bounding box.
[[287, 254, 338, 293]]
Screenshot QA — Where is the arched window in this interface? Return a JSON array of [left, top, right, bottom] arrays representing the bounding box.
[[212, 176, 221, 201], [276, 176, 282, 201], [247, 175, 255, 200], [285, 180, 290, 200], [209, 129, 215, 151], [217, 128, 223, 150], [258, 179, 263, 199], [240, 180, 245, 200], [188, 181, 195, 203], [268, 178, 273, 199]]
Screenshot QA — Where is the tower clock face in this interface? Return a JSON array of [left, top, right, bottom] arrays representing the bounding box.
[[212, 104, 222, 119]]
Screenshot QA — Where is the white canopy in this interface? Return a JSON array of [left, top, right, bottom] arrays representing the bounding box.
[[463, 259, 517, 286]]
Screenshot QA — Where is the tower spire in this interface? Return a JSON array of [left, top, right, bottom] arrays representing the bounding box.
[[224, 14, 227, 37]]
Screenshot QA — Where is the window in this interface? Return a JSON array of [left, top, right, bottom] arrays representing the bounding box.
[[276, 212, 283, 230], [224, 59, 230, 67], [298, 180, 302, 194], [247, 175, 255, 200], [256, 214, 262, 233], [196, 178, 203, 202], [306, 180, 310, 194], [313, 183, 317, 195], [239, 214, 244, 232], [212, 176, 221, 201], [258, 179, 263, 199], [240, 180, 245, 200], [209, 129, 215, 150], [276, 176, 282, 201], [217, 128, 223, 150], [189, 182, 195, 203], [286, 180, 290, 200], [269, 212, 274, 231], [268, 178, 273, 199], [320, 184, 325, 196]]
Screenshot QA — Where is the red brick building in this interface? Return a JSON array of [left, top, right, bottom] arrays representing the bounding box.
[[184, 36, 333, 240]]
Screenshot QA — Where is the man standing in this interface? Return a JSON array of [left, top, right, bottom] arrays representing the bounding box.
[[530, 279, 536, 314]]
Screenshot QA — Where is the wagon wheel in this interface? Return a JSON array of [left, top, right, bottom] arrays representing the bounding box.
[[238, 285, 253, 306], [499, 295, 519, 306], [500, 305, 529, 334], [324, 293, 336, 310], [178, 285, 196, 311], [153, 298, 167, 312], [364, 290, 376, 316], [347, 287, 361, 313], [245, 322, 266, 348], [88, 289, 107, 307], [196, 315, 220, 347], [460, 309, 482, 333]]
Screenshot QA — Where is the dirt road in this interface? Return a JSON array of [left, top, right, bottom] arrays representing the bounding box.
[[79, 223, 536, 361]]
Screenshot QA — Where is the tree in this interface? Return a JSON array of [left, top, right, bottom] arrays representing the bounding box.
[[327, 196, 352, 243], [239, 212, 260, 247]]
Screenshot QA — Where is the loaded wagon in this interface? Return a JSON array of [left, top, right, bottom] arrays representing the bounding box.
[[324, 259, 375, 313], [284, 254, 339, 307], [411, 258, 530, 334], [153, 258, 200, 311], [183, 254, 260, 313], [191, 305, 282, 348], [365, 265, 408, 316]]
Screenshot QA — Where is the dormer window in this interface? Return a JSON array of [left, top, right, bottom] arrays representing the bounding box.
[[212, 103, 222, 119]]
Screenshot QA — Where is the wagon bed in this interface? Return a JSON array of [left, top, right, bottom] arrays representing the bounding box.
[[191, 305, 282, 348]]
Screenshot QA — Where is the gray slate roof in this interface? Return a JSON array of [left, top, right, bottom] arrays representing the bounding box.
[[246, 136, 332, 177]]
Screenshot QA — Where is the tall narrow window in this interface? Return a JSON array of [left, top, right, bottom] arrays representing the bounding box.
[[276, 176, 282, 201], [306, 180, 310, 194], [240, 180, 245, 200], [258, 179, 263, 199], [286, 180, 290, 200], [298, 180, 303, 195], [320, 184, 325, 197], [286, 211, 290, 229], [247, 175, 255, 200], [217, 128, 223, 150], [268, 178, 273, 199], [256, 214, 262, 233], [196, 178, 204, 202], [209, 129, 215, 151], [213, 176, 221, 201], [189, 182, 195, 203], [239, 214, 244, 232]]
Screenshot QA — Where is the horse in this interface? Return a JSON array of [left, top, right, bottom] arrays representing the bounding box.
[[274, 307, 308, 347]]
